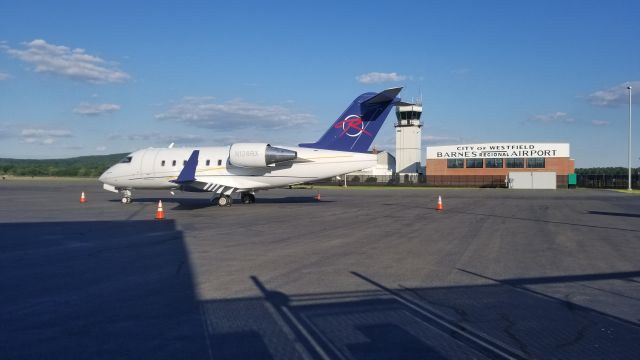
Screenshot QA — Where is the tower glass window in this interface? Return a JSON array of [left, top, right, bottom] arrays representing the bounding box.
[[527, 158, 545, 168], [447, 159, 464, 168], [466, 159, 483, 168], [506, 158, 525, 168], [486, 158, 503, 168]]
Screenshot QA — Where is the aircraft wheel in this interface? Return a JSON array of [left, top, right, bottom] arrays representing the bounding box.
[[241, 193, 255, 204], [121, 197, 132, 204], [218, 195, 232, 207]]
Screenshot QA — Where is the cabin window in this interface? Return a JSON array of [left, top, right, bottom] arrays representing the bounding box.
[[161, 160, 165, 166], [217, 159, 222, 166], [206, 159, 210, 166], [119, 156, 132, 164], [172, 160, 176, 166], [183, 160, 187, 166]]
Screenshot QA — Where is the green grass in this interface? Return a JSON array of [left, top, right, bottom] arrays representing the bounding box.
[[609, 189, 640, 194], [310, 185, 483, 190]]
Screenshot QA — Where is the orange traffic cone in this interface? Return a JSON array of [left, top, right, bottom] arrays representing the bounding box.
[[314, 191, 321, 201], [155, 200, 165, 220], [436, 195, 443, 211], [80, 192, 87, 203]]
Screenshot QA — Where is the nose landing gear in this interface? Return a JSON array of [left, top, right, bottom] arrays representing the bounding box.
[[120, 189, 132, 204]]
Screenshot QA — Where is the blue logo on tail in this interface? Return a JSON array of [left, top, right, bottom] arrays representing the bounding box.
[[299, 87, 402, 153]]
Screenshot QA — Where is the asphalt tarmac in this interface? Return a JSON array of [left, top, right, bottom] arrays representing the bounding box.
[[1, 179, 640, 359]]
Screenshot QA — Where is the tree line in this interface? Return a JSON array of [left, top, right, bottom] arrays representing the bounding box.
[[0, 153, 128, 177], [575, 167, 640, 175]]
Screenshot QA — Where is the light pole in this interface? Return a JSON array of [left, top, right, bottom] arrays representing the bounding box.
[[628, 85, 633, 191]]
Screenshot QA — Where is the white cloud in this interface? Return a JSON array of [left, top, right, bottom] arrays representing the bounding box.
[[355, 72, 408, 84], [73, 103, 121, 116], [591, 120, 610, 126], [529, 112, 575, 124], [587, 81, 639, 107], [0, 72, 10, 80], [96, 145, 107, 151], [4, 39, 129, 83], [62, 144, 84, 150], [155, 97, 315, 130], [108, 132, 206, 144], [21, 128, 72, 145]]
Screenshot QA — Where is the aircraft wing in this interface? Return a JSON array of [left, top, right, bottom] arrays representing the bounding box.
[[171, 150, 249, 195]]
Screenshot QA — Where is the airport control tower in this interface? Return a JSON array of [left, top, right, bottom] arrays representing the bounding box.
[[394, 102, 423, 174]]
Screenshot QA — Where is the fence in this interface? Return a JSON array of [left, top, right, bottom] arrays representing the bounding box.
[[315, 174, 507, 188], [577, 174, 640, 189], [312, 174, 638, 189]]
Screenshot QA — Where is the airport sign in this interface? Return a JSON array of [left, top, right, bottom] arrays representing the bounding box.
[[426, 143, 570, 159]]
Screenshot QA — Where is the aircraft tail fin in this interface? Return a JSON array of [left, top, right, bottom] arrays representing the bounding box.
[[299, 87, 402, 153]]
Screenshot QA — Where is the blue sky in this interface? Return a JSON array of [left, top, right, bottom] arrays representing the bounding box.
[[0, 0, 638, 167]]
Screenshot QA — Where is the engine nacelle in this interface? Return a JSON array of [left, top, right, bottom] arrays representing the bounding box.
[[229, 143, 297, 168]]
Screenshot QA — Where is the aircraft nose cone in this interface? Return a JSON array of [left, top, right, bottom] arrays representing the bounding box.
[[98, 170, 110, 183]]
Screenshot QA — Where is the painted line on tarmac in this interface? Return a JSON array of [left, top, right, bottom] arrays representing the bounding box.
[[350, 271, 527, 360]]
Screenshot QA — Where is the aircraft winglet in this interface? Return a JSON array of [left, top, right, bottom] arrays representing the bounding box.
[[173, 150, 199, 184]]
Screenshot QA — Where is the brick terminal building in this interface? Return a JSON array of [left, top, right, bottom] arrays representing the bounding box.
[[425, 143, 575, 188]]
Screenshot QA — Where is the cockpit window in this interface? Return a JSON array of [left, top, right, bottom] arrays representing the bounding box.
[[119, 156, 132, 164]]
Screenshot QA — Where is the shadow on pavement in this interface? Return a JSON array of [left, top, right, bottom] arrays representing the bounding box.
[[588, 210, 640, 218], [2, 220, 640, 359], [109, 196, 333, 210]]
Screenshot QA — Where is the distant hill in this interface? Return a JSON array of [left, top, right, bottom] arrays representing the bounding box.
[[0, 153, 128, 177]]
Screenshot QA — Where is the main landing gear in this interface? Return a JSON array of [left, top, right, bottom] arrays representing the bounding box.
[[120, 189, 132, 204], [241, 192, 256, 205], [211, 195, 233, 207], [211, 193, 255, 207]]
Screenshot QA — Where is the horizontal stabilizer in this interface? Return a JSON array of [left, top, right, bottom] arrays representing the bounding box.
[[362, 87, 402, 105]]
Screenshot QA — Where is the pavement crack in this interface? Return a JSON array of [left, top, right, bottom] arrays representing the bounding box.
[[499, 312, 532, 359], [554, 293, 595, 350]]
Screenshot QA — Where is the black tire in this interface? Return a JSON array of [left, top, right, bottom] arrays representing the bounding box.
[[241, 193, 255, 204], [218, 195, 232, 207], [217, 196, 228, 206]]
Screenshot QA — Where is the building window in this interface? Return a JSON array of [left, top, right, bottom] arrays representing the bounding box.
[[506, 158, 525, 168], [218, 159, 222, 166], [447, 159, 464, 168], [486, 158, 503, 168], [206, 159, 210, 166], [466, 159, 483, 168], [161, 160, 165, 167], [527, 158, 545, 168], [172, 160, 176, 166]]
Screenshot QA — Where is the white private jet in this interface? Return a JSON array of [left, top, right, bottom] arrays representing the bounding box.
[[99, 87, 402, 206]]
